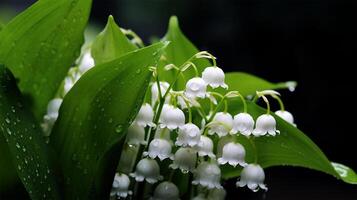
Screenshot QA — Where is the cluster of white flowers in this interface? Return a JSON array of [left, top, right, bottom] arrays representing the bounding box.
[[41, 49, 95, 136], [41, 45, 296, 199], [112, 51, 297, 199]]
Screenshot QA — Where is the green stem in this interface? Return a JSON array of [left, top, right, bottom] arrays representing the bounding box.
[[182, 97, 193, 123], [272, 94, 285, 111], [237, 93, 248, 113], [249, 137, 258, 163]]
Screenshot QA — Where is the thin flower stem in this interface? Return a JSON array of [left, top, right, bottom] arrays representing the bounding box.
[[249, 137, 258, 163], [237, 93, 248, 113], [182, 96, 193, 123], [272, 94, 285, 111]]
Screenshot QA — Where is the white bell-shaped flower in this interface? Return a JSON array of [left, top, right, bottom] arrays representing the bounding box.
[[151, 81, 170, 105], [130, 158, 163, 184], [217, 142, 247, 167], [202, 66, 228, 89], [135, 103, 155, 127], [236, 164, 267, 192], [78, 51, 95, 74], [275, 110, 296, 127], [176, 123, 201, 147], [169, 147, 197, 173], [192, 162, 222, 189], [192, 188, 226, 200], [159, 104, 185, 130], [252, 114, 280, 136], [184, 77, 207, 99], [110, 173, 132, 198], [126, 123, 146, 145], [143, 138, 173, 161], [195, 136, 215, 158], [208, 112, 233, 137], [41, 98, 63, 136], [151, 181, 180, 200], [231, 113, 255, 136]]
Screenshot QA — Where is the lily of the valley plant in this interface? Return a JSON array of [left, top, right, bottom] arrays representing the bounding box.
[[0, 0, 356, 200]]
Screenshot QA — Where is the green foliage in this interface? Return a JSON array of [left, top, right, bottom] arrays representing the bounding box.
[[0, 65, 61, 199], [225, 72, 297, 96], [160, 16, 211, 90], [50, 42, 167, 199], [91, 15, 137, 65], [0, 0, 92, 120]]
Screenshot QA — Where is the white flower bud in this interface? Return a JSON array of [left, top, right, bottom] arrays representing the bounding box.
[[41, 98, 63, 136], [110, 173, 132, 198], [231, 113, 255, 136], [169, 147, 197, 173], [184, 77, 207, 99], [176, 123, 201, 147], [151, 81, 170, 105], [192, 162, 222, 189], [117, 144, 139, 174], [202, 66, 228, 89], [217, 142, 247, 167], [252, 114, 280, 136], [208, 112, 233, 137], [159, 105, 185, 130], [151, 181, 180, 200], [195, 136, 215, 158], [135, 103, 155, 127], [78, 51, 95, 74], [236, 164, 267, 192], [130, 158, 163, 184], [275, 110, 296, 127], [126, 124, 146, 145], [143, 138, 173, 161]]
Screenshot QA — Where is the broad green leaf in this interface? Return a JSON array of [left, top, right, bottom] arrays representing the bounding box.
[[91, 15, 137, 65], [0, 64, 61, 199], [160, 16, 211, 89], [50, 42, 168, 199], [222, 100, 357, 184], [0, 0, 92, 120], [225, 72, 297, 96]]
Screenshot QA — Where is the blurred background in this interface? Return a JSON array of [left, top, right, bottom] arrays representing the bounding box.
[[1, 0, 356, 199]]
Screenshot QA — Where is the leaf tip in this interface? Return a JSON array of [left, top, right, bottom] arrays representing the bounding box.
[[169, 15, 179, 29]]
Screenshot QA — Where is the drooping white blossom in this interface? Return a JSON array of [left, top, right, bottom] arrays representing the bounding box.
[[208, 112, 233, 137], [159, 104, 185, 130], [231, 113, 255, 136], [184, 77, 207, 99], [130, 158, 163, 184], [110, 173, 132, 198], [151, 181, 180, 200], [195, 135, 215, 158], [126, 123, 146, 145], [41, 98, 63, 136], [78, 51, 95, 74], [169, 147, 197, 173], [275, 110, 296, 127], [192, 162, 222, 189], [252, 114, 280, 136], [135, 103, 156, 127], [236, 164, 267, 192], [143, 138, 173, 161], [202, 66, 228, 89], [217, 142, 247, 167], [176, 123, 201, 147]]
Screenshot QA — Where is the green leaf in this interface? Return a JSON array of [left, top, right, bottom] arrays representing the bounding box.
[[0, 0, 92, 120], [225, 72, 297, 96], [160, 16, 211, 89], [50, 42, 168, 199], [91, 15, 137, 65], [0, 64, 61, 199], [222, 100, 357, 184]]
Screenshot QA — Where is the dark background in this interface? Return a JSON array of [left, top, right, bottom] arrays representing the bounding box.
[[1, 0, 356, 199]]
